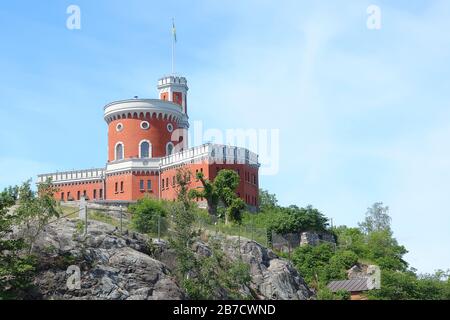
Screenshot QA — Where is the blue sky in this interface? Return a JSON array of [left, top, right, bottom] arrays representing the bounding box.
[[1, 0, 449, 273]]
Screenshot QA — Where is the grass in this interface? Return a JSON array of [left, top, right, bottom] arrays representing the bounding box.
[[60, 204, 269, 245]]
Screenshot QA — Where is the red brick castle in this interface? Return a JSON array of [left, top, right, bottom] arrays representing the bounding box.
[[37, 75, 260, 210]]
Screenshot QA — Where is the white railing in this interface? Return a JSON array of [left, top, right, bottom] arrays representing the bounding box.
[[160, 143, 259, 168], [37, 144, 259, 184], [106, 158, 161, 174], [37, 168, 105, 184]]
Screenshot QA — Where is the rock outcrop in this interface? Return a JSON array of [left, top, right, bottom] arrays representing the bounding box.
[[221, 236, 313, 300], [26, 218, 312, 300], [29, 218, 184, 300]]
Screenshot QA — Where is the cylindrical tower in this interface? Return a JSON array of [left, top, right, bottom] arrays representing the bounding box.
[[104, 77, 189, 162], [103, 76, 190, 201]]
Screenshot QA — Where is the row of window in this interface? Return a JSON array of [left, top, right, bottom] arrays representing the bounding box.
[[139, 180, 152, 191], [116, 122, 174, 133], [115, 141, 175, 161], [245, 194, 258, 206], [245, 171, 258, 185], [161, 174, 191, 190], [114, 180, 153, 193], [214, 167, 258, 185], [61, 189, 103, 201]]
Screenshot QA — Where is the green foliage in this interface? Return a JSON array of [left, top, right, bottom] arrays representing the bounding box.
[[189, 169, 245, 224], [14, 179, 61, 254], [129, 197, 167, 235], [0, 183, 36, 299], [292, 201, 450, 300], [291, 243, 357, 289], [367, 269, 450, 300], [244, 201, 329, 236], [170, 168, 251, 300], [358, 202, 391, 234], [183, 239, 251, 300], [188, 172, 219, 217], [316, 287, 350, 300], [258, 189, 278, 211]]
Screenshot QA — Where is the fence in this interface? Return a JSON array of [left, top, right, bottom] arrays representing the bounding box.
[[271, 230, 337, 258], [195, 217, 269, 248], [67, 199, 269, 248]]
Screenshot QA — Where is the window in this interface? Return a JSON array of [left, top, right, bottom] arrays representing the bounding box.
[[115, 143, 124, 160], [172, 176, 175, 186], [99, 189, 103, 199], [77, 191, 80, 200], [140, 121, 150, 130], [120, 181, 124, 192], [162, 179, 165, 189], [166, 178, 169, 189], [140, 180, 144, 191], [67, 191, 71, 200], [61, 192, 65, 201], [167, 123, 174, 133], [115, 182, 118, 193], [93, 189, 97, 199], [166, 142, 174, 156], [116, 123, 124, 132], [139, 140, 151, 158], [147, 180, 152, 190]]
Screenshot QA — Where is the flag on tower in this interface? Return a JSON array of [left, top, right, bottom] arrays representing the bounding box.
[[172, 19, 177, 43]]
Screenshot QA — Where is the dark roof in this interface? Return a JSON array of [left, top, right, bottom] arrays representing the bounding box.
[[327, 279, 371, 293]]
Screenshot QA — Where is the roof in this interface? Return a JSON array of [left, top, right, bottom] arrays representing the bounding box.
[[327, 279, 371, 293]]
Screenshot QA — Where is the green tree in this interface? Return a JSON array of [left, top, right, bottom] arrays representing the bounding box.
[[188, 172, 219, 217], [14, 179, 61, 254], [129, 197, 167, 235], [0, 184, 35, 299], [359, 202, 391, 234], [189, 170, 245, 224], [214, 170, 245, 224], [259, 189, 278, 211]]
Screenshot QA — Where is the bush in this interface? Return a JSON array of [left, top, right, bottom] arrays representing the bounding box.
[[129, 198, 167, 235]]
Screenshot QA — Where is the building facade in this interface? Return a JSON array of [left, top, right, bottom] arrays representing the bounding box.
[[37, 75, 260, 210]]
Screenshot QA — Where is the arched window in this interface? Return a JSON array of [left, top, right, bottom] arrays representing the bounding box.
[[166, 142, 174, 156], [139, 140, 151, 158], [115, 142, 124, 161]]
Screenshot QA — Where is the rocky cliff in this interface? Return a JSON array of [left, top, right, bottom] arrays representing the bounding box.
[[26, 218, 313, 300]]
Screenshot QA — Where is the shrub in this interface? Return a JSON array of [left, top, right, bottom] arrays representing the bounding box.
[[129, 197, 167, 235]]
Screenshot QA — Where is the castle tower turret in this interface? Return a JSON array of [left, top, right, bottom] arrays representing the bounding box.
[[157, 75, 188, 114]]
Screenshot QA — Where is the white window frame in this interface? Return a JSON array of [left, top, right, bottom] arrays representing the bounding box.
[[115, 141, 125, 161], [166, 142, 175, 156], [140, 121, 150, 130], [139, 140, 152, 158]]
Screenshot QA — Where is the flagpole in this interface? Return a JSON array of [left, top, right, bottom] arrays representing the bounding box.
[[172, 18, 175, 74], [172, 32, 174, 74]]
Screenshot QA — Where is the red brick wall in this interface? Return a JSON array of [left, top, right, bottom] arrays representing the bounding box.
[[105, 172, 159, 201], [53, 163, 258, 208], [54, 181, 104, 202], [160, 163, 259, 207], [173, 92, 182, 106], [131, 173, 159, 200], [107, 115, 182, 162], [209, 164, 259, 207], [105, 173, 133, 201], [160, 163, 210, 201]]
